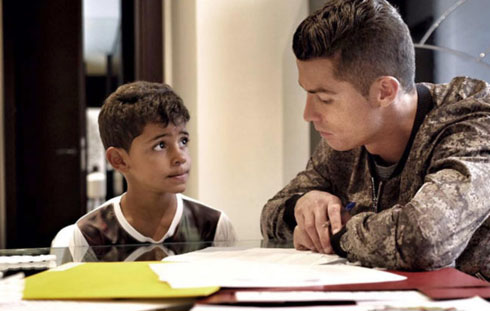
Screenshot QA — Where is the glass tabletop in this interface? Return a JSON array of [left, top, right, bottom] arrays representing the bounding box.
[[0, 240, 294, 277]]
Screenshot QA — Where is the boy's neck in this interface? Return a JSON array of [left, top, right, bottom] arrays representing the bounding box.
[[120, 189, 178, 241]]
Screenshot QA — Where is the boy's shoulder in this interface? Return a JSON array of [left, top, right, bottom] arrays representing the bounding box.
[[171, 194, 233, 243], [77, 196, 121, 224], [77, 196, 121, 225], [180, 194, 217, 210], [178, 194, 223, 219], [75, 195, 139, 246]]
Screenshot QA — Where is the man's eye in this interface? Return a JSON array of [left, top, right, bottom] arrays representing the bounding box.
[[154, 142, 166, 151], [320, 98, 333, 104]]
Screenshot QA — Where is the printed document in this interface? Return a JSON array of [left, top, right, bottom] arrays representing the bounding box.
[[151, 247, 405, 288]]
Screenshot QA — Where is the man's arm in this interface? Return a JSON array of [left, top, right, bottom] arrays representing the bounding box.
[[338, 118, 490, 270], [260, 140, 338, 241]]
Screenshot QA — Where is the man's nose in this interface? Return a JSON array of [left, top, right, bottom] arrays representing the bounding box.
[[303, 94, 319, 122]]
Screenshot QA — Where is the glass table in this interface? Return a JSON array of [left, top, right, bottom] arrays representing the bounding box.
[[0, 240, 294, 278], [1, 240, 489, 310]]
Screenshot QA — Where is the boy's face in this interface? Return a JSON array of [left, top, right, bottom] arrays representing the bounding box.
[[297, 57, 383, 151], [124, 122, 191, 194]]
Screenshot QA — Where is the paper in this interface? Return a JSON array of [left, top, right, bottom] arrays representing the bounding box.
[[0, 254, 57, 272], [23, 261, 219, 300], [190, 297, 490, 311], [151, 261, 405, 288], [0, 273, 25, 303], [151, 247, 405, 288], [357, 296, 490, 311], [2, 299, 195, 311], [163, 247, 346, 266], [192, 306, 355, 311], [235, 290, 430, 302]]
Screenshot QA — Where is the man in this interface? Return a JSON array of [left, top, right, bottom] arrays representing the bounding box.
[[261, 0, 490, 280]]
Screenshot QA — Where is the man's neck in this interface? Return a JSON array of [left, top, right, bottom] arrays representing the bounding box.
[[365, 90, 418, 164]]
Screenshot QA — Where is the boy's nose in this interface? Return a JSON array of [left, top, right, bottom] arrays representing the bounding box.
[[172, 149, 187, 165]]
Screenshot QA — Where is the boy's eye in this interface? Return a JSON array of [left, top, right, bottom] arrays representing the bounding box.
[[154, 142, 166, 151], [180, 137, 189, 146]]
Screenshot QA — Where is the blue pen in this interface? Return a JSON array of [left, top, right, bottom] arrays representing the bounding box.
[[345, 202, 356, 212]]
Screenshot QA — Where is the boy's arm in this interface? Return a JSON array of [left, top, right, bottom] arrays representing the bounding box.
[[337, 117, 490, 270], [68, 224, 92, 262], [214, 212, 237, 243]]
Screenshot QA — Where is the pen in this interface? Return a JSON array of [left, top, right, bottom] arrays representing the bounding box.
[[322, 202, 355, 234], [345, 202, 355, 212]]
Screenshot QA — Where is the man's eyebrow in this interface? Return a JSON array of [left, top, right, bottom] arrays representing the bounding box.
[[180, 130, 189, 136], [298, 81, 336, 94]]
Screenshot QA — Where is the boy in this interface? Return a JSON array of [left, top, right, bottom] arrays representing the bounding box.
[[65, 81, 235, 260]]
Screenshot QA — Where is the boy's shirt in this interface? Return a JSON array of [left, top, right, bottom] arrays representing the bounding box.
[[67, 193, 236, 261]]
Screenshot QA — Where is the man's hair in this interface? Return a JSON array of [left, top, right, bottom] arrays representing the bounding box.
[[98, 81, 190, 151], [293, 0, 415, 95]]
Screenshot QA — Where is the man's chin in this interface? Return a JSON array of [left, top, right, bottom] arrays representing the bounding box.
[[324, 139, 356, 152]]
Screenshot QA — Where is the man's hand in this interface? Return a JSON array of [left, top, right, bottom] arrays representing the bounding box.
[[293, 190, 343, 253]]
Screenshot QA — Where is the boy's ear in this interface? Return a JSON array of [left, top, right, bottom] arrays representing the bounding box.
[[371, 76, 399, 108], [106, 147, 129, 172]]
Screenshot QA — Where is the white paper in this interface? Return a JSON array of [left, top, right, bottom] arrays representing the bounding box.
[[163, 247, 346, 266], [152, 247, 405, 288], [192, 305, 357, 311], [357, 296, 490, 311], [191, 297, 490, 311], [0, 300, 194, 311], [151, 261, 405, 288], [235, 290, 430, 302]]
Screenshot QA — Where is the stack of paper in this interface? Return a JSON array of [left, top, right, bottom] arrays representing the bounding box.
[[150, 247, 406, 288], [190, 296, 490, 311], [162, 247, 347, 265]]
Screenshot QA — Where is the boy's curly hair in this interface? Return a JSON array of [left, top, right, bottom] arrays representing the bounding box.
[[98, 81, 190, 151]]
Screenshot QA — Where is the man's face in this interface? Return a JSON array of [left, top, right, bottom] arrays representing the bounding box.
[[297, 58, 383, 151], [124, 122, 191, 194]]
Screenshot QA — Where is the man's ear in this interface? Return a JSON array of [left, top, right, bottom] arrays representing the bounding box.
[[106, 147, 129, 172], [372, 76, 399, 108]]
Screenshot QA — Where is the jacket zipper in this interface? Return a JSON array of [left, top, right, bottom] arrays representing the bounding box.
[[371, 177, 383, 212]]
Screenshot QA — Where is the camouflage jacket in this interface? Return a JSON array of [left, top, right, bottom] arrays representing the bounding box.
[[261, 77, 490, 279]]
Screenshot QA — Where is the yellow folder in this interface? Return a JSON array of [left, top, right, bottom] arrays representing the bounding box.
[[23, 261, 219, 300]]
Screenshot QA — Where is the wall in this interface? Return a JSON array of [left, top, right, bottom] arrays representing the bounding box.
[[434, 0, 490, 83], [0, 0, 4, 248], [168, 0, 309, 240], [166, 0, 199, 197]]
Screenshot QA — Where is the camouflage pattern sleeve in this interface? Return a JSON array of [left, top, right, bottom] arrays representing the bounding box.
[[260, 140, 336, 240], [340, 112, 490, 270]]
